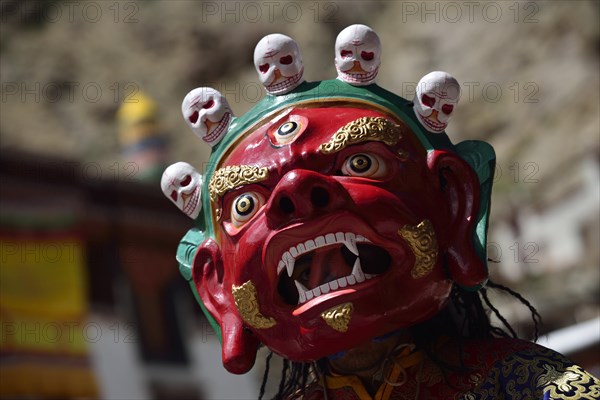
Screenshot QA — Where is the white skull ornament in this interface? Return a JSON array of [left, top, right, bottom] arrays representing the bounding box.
[[161, 162, 202, 219], [335, 24, 381, 86], [413, 71, 461, 134], [181, 87, 232, 146], [254, 34, 304, 95]]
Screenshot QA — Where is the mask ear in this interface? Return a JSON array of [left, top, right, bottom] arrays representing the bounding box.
[[428, 150, 488, 289], [192, 238, 260, 374]]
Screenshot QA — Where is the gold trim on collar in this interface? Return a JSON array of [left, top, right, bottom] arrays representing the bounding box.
[[208, 165, 269, 202], [320, 117, 403, 154]]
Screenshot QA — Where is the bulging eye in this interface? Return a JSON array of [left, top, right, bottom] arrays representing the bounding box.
[[274, 121, 301, 144], [342, 153, 387, 178], [231, 192, 265, 227], [267, 114, 307, 146]]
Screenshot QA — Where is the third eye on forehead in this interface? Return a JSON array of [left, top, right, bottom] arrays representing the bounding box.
[[278, 121, 297, 135]]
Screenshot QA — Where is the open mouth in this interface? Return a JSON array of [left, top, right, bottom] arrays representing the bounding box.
[[277, 232, 391, 305]]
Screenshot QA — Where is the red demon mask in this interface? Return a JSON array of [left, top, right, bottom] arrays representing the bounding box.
[[190, 105, 486, 373], [164, 26, 495, 374]]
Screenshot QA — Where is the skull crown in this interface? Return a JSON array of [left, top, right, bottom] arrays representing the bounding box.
[[167, 25, 462, 219]]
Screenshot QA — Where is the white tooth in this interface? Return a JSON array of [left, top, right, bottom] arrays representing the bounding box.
[[352, 258, 365, 283], [315, 236, 326, 247], [345, 232, 356, 242], [312, 286, 322, 297], [329, 280, 339, 291], [335, 232, 345, 242], [325, 233, 336, 244], [295, 281, 308, 304], [290, 246, 298, 258], [295, 280, 308, 292], [305, 239, 316, 251], [345, 238, 359, 256], [296, 243, 306, 255], [306, 291, 314, 301], [347, 274, 356, 285], [320, 284, 330, 294], [283, 252, 294, 277], [277, 260, 285, 275], [356, 235, 369, 243], [365, 273, 375, 280], [338, 277, 348, 288]]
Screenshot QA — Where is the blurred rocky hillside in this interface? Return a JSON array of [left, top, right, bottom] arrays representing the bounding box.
[[1, 0, 598, 334]]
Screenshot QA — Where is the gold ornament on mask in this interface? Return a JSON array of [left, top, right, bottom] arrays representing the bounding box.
[[232, 281, 276, 329], [209, 165, 269, 202], [320, 117, 402, 154], [321, 303, 354, 332], [398, 219, 438, 278]]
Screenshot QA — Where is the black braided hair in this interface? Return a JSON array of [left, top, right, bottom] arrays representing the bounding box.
[[487, 280, 542, 341], [480, 285, 519, 338], [258, 351, 273, 400]]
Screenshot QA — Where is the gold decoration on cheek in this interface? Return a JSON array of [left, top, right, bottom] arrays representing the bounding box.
[[231, 281, 276, 329], [321, 302, 354, 332], [208, 165, 269, 202], [319, 117, 403, 154], [398, 219, 438, 279]]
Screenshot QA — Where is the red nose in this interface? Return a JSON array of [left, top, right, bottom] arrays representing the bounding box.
[[266, 170, 352, 229]]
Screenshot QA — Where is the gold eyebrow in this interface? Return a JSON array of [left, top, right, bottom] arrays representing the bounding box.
[[209, 165, 269, 202], [319, 116, 403, 154]]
